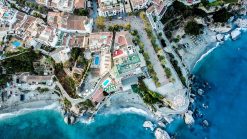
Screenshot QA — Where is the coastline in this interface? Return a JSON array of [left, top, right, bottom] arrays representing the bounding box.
[[0, 100, 60, 119]]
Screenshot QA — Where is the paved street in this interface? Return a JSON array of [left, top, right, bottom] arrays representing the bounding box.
[[106, 16, 169, 85]]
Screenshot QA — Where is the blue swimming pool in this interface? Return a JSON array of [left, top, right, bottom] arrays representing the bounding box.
[[102, 79, 111, 87], [3, 12, 9, 17], [11, 41, 21, 48], [94, 56, 100, 65]]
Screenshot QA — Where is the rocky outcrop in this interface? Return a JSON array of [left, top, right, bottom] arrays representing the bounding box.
[[154, 128, 170, 139], [216, 34, 224, 42], [143, 121, 154, 131], [202, 119, 209, 127], [231, 28, 241, 40], [184, 110, 195, 125], [235, 18, 247, 28]]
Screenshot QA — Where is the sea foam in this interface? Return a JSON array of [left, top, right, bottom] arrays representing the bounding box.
[[0, 102, 60, 120]]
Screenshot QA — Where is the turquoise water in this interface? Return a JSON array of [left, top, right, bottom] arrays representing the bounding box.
[[0, 110, 155, 139], [167, 31, 247, 138], [94, 55, 100, 65], [11, 41, 21, 48], [102, 79, 110, 87], [4, 12, 9, 17]]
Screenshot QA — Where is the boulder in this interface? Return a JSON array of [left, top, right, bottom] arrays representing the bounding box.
[[231, 29, 241, 40], [216, 34, 224, 41], [197, 89, 204, 95], [154, 128, 171, 139], [64, 116, 69, 124], [70, 116, 75, 124], [202, 120, 209, 127], [143, 121, 154, 131], [235, 18, 247, 28], [185, 111, 195, 125], [158, 121, 166, 128]]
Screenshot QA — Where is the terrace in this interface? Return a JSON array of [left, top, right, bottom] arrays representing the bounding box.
[[116, 54, 141, 75]]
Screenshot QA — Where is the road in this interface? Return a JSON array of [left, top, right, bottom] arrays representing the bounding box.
[[55, 81, 84, 107]]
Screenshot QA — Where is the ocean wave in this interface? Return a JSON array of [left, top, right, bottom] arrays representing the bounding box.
[[79, 117, 95, 124], [0, 102, 60, 120], [224, 34, 231, 41], [101, 107, 152, 118], [193, 45, 218, 69], [241, 27, 247, 32]]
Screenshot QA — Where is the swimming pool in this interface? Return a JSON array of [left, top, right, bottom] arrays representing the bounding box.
[[11, 41, 21, 48], [94, 56, 100, 65], [3, 12, 9, 17], [102, 79, 111, 88]]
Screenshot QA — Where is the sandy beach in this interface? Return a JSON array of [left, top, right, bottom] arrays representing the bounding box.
[[0, 99, 60, 114], [98, 92, 155, 118]]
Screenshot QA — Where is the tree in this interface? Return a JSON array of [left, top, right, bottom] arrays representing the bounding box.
[[96, 16, 105, 30], [184, 20, 203, 36], [125, 23, 131, 30], [74, 9, 89, 16], [212, 8, 232, 23], [139, 11, 146, 20]]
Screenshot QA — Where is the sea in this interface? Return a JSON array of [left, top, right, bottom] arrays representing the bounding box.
[[1, 31, 247, 139]]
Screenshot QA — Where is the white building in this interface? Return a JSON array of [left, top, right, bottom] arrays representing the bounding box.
[[129, 0, 149, 11], [98, 0, 125, 16], [36, 0, 74, 13], [47, 12, 93, 34]]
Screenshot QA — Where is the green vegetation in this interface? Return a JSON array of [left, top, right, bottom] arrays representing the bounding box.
[[36, 87, 49, 93], [132, 79, 164, 111], [2, 49, 41, 74], [96, 16, 105, 30], [223, 0, 238, 3], [184, 20, 203, 36], [40, 45, 55, 52], [212, 8, 233, 23], [64, 98, 72, 108], [161, 1, 207, 40], [54, 63, 78, 98], [140, 12, 172, 82], [78, 99, 94, 111], [33, 12, 43, 18], [131, 28, 161, 87], [73, 9, 89, 16], [15, 0, 47, 14], [167, 53, 186, 86], [0, 49, 41, 85], [71, 47, 85, 62]]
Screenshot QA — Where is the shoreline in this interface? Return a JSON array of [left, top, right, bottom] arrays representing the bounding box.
[[192, 27, 247, 71], [0, 100, 60, 119]]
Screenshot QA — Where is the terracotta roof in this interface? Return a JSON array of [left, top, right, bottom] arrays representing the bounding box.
[[48, 12, 89, 31], [74, 0, 85, 9], [113, 49, 123, 57], [130, 0, 147, 7], [88, 32, 113, 48], [91, 88, 105, 103], [115, 31, 133, 47]]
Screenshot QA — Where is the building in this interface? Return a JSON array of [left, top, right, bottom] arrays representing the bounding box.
[[98, 0, 125, 16], [129, 0, 149, 11], [47, 12, 93, 34], [113, 31, 145, 90], [13, 72, 54, 86], [36, 0, 74, 12], [37, 26, 58, 47], [87, 32, 113, 52], [50, 47, 71, 63], [74, 0, 86, 9]]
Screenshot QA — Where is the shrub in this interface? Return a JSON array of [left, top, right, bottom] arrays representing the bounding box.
[[184, 20, 203, 36]]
